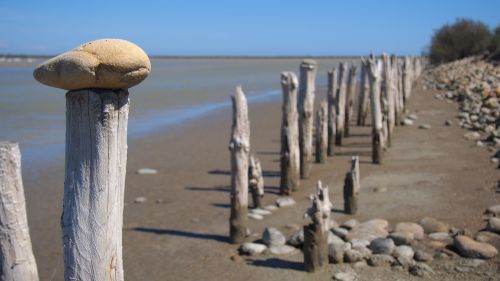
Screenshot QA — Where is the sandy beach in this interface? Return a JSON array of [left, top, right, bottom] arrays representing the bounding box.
[[22, 81, 499, 281]]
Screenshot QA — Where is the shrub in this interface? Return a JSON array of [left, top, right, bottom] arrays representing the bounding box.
[[429, 18, 493, 63]]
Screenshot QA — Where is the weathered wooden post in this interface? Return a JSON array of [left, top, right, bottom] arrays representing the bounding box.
[[391, 55, 402, 126], [327, 68, 338, 156], [365, 54, 384, 164], [315, 100, 328, 163], [344, 65, 357, 137], [0, 142, 40, 281], [357, 58, 370, 126], [335, 62, 348, 145], [280, 72, 300, 195], [229, 86, 250, 243], [298, 60, 317, 179], [33, 39, 151, 281], [343, 156, 360, 214], [303, 181, 332, 272], [397, 58, 405, 121], [249, 155, 264, 209], [402, 56, 412, 108], [382, 53, 395, 147]]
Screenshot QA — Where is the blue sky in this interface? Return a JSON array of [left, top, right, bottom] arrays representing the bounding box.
[[0, 0, 499, 56]]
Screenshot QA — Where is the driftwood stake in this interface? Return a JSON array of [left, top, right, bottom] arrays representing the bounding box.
[[280, 72, 300, 195], [62, 89, 129, 281], [357, 59, 370, 126], [298, 60, 317, 179], [315, 100, 328, 163], [249, 155, 264, 209], [343, 156, 360, 214], [229, 86, 250, 244], [303, 181, 332, 272], [391, 55, 402, 126], [402, 56, 412, 109], [366, 55, 384, 164], [0, 142, 40, 281], [344, 65, 357, 137], [335, 62, 348, 145], [382, 53, 395, 147], [327, 68, 337, 156]]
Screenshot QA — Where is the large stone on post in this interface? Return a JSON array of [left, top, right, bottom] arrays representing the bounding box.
[[33, 38, 151, 90], [33, 39, 151, 281], [298, 60, 317, 179]]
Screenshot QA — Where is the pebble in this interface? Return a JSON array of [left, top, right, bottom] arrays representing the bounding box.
[[33, 39, 151, 90], [475, 231, 500, 249], [248, 213, 263, 220], [453, 235, 498, 259], [264, 205, 278, 212], [486, 217, 500, 234], [268, 245, 298, 255], [134, 197, 147, 203], [418, 124, 431, 129], [239, 242, 267, 256], [275, 197, 296, 207], [408, 114, 418, 120], [344, 248, 363, 263], [328, 242, 351, 263], [136, 168, 158, 175], [373, 186, 388, 193], [463, 131, 481, 141], [419, 217, 449, 234], [350, 239, 370, 248], [445, 120, 453, 126], [428, 232, 452, 242], [394, 245, 414, 260], [367, 254, 394, 267], [389, 231, 414, 246], [340, 219, 359, 230], [403, 119, 414, 126], [332, 227, 349, 239], [328, 232, 345, 245], [288, 229, 304, 247], [332, 271, 356, 281], [249, 208, 272, 216], [262, 227, 286, 247], [409, 262, 434, 277], [394, 222, 425, 240], [346, 219, 389, 242], [414, 249, 434, 262], [369, 238, 395, 255]]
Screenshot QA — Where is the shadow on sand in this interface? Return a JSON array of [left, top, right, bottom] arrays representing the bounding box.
[[250, 258, 304, 271], [132, 227, 229, 243]]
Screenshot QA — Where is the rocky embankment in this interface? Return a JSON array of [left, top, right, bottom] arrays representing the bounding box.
[[421, 57, 500, 167]]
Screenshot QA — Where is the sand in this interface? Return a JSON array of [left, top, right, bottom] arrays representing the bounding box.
[[23, 82, 499, 280]]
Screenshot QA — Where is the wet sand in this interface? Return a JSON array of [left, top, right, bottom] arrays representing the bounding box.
[[24, 82, 499, 280]]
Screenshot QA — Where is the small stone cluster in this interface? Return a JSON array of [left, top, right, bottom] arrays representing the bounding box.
[[421, 57, 500, 165], [239, 203, 500, 278]]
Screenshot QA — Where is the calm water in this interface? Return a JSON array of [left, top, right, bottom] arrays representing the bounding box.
[[0, 58, 356, 167]]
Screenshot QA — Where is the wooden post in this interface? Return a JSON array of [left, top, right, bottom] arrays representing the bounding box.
[[344, 65, 357, 137], [391, 55, 402, 126], [62, 89, 129, 281], [303, 181, 331, 272], [402, 56, 412, 109], [298, 60, 317, 179], [335, 62, 348, 145], [327, 68, 337, 156], [0, 142, 40, 281], [315, 100, 328, 163], [280, 72, 300, 195], [397, 58, 405, 121], [366, 55, 384, 164], [229, 86, 250, 244], [382, 53, 395, 147], [343, 156, 360, 214], [249, 155, 264, 209], [357, 59, 370, 126]]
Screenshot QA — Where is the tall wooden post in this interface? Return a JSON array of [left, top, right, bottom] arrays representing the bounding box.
[[249, 155, 264, 209], [229, 86, 250, 243], [357, 58, 370, 126], [315, 100, 328, 163], [298, 60, 317, 179], [0, 142, 40, 281], [344, 65, 357, 137], [391, 55, 402, 126], [397, 58, 405, 121], [303, 181, 332, 272], [335, 62, 348, 145], [280, 72, 300, 195], [402, 56, 412, 109], [327, 68, 338, 156], [382, 53, 395, 147], [62, 89, 129, 281], [343, 156, 360, 214], [366, 55, 384, 164]]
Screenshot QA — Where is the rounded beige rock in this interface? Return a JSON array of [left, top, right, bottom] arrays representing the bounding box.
[[33, 39, 151, 90]]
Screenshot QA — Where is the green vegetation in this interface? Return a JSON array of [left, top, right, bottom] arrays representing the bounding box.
[[428, 18, 500, 63]]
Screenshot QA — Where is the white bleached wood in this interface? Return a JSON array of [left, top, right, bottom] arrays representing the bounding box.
[[280, 72, 300, 194], [382, 53, 395, 147], [62, 89, 129, 281], [315, 100, 328, 163], [298, 60, 317, 179], [366, 55, 384, 164], [335, 62, 348, 145], [344, 65, 357, 137], [357, 59, 370, 126], [391, 55, 402, 125], [249, 155, 264, 209], [229, 86, 250, 243], [327, 68, 338, 156], [0, 142, 39, 281], [402, 56, 412, 108], [343, 156, 360, 214]]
